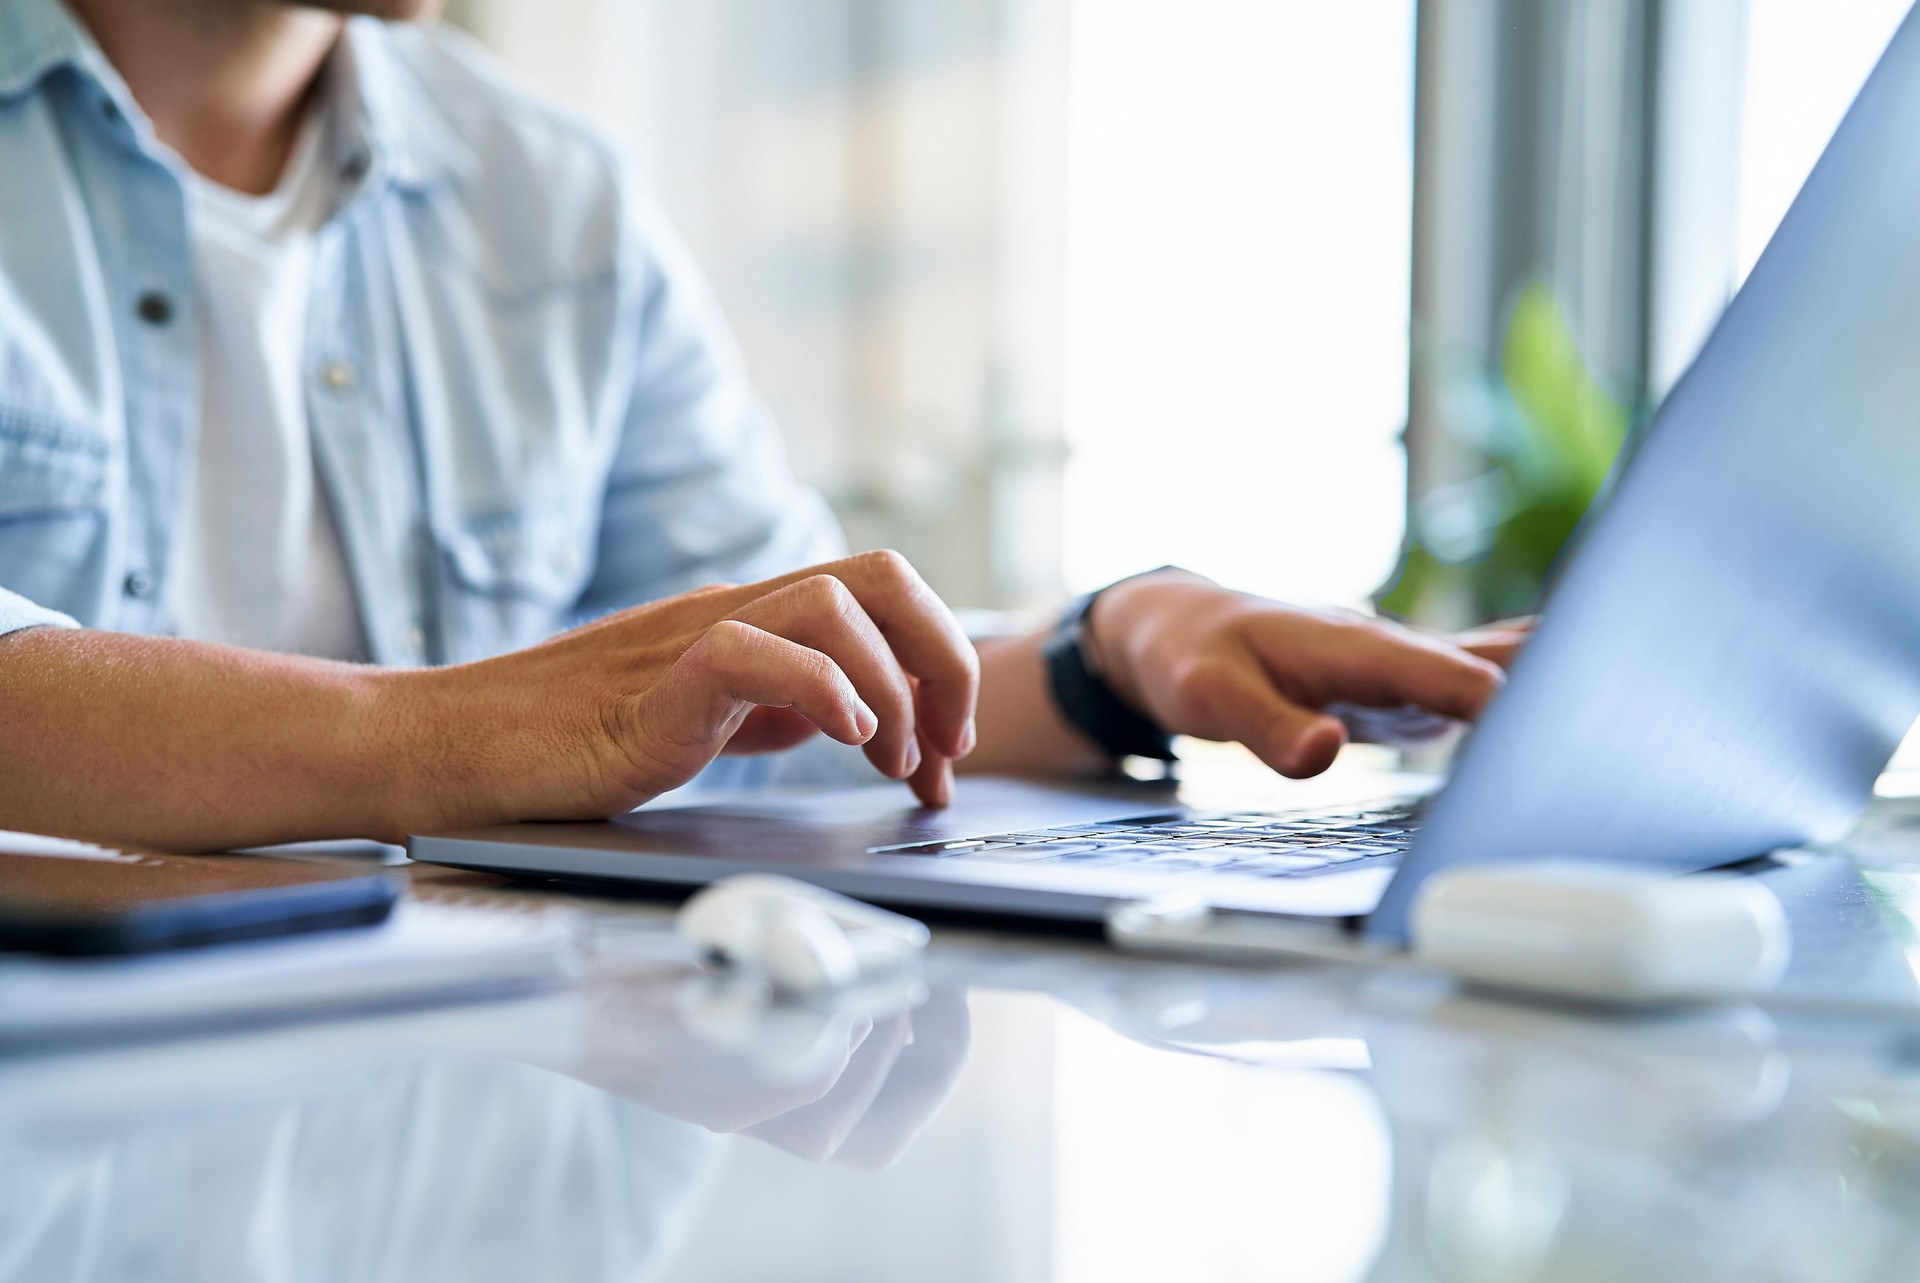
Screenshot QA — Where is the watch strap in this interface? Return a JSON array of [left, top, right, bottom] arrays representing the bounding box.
[[1042, 586, 1178, 762]]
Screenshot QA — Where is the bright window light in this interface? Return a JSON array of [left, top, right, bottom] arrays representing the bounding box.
[[1062, 0, 1415, 607], [1736, 0, 1912, 284]]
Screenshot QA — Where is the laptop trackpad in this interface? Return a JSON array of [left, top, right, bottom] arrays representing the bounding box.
[[623, 776, 1186, 859]]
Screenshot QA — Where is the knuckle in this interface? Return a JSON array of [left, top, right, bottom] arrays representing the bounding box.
[[858, 547, 917, 585], [797, 572, 857, 617], [1340, 614, 1394, 642], [694, 618, 754, 660]]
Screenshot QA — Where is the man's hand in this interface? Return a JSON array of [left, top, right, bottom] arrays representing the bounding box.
[[0, 555, 1511, 856], [1078, 569, 1518, 778], [1449, 618, 1534, 669], [393, 550, 978, 834]]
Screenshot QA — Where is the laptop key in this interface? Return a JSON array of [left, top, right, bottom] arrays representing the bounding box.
[[1099, 842, 1187, 858], [1230, 854, 1332, 873], [1049, 839, 1168, 858], [1076, 847, 1155, 864], [958, 846, 1059, 863], [1139, 849, 1241, 867], [874, 838, 996, 856], [1232, 842, 1336, 856], [1319, 841, 1402, 857], [1023, 840, 1110, 859]]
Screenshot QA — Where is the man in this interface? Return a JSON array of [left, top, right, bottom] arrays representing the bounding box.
[[0, 0, 1522, 852]]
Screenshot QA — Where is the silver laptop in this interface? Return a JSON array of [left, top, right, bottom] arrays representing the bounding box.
[[413, 6, 1920, 943]]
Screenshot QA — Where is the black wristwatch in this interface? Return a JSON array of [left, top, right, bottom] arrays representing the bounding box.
[[1043, 576, 1178, 763]]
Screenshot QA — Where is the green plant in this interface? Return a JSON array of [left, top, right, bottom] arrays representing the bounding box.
[[1379, 282, 1631, 622]]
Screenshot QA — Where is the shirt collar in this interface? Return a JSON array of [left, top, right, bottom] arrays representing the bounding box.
[[0, 0, 473, 195], [0, 0, 68, 91], [0, 0, 134, 112], [332, 18, 476, 194]]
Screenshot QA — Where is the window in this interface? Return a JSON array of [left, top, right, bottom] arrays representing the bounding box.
[[1062, 1, 1416, 607], [1736, 0, 1912, 284]]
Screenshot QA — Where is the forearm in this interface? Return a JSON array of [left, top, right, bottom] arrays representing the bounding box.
[[0, 628, 424, 850], [960, 630, 1111, 777], [0, 552, 993, 847]]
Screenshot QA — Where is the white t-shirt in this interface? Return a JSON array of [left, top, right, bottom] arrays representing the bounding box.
[[169, 106, 369, 661]]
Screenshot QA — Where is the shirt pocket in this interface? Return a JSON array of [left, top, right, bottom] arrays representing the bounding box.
[[0, 402, 111, 613], [436, 503, 595, 661]]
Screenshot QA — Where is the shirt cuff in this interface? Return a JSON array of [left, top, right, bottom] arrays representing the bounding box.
[[0, 588, 80, 639]]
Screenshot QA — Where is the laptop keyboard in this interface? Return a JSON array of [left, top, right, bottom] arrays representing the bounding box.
[[870, 802, 1423, 879]]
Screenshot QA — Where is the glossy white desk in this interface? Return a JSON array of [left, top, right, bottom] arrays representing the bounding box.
[[7, 763, 1920, 1283]]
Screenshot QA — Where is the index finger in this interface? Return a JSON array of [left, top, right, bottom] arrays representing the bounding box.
[[1253, 618, 1506, 722], [764, 550, 980, 759], [1450, 617, 1536, 669]]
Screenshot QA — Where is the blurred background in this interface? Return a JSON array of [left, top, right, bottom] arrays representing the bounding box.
[[443, 0, 1910, 626]]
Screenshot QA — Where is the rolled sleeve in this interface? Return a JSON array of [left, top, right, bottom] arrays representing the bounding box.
[[0, 586, 79, 640]]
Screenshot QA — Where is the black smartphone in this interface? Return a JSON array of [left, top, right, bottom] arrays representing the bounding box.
[[0, 847, 400, 956]]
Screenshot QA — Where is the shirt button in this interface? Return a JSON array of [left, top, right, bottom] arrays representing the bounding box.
[[135, 292, 173, 326], [320, 360, 356, 392], [402, 624, 425, 655], [122, 569, 156, 599]]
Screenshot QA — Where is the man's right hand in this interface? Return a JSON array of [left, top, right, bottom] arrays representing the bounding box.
[[387, 550, 980, 836]]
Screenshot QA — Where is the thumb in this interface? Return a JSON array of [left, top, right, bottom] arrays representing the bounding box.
[[1256, 700, 1350, 779], [1170, 659, 1350, 779]]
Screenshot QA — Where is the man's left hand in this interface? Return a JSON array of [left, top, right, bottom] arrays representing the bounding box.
[[1082, 568, 1526, 778]]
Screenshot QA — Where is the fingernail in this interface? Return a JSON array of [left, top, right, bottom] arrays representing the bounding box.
[[954, 717, 977, 758], [852, 701, 878, 741], [902, 738, 923, 778]]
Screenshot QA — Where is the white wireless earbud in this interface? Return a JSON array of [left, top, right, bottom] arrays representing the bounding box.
[[677, 874, 930, 998]]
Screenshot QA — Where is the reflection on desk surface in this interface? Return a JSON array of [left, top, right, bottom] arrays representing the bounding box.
[[0, 1004, 716, 1283], [5, 937, 1920, 1283]]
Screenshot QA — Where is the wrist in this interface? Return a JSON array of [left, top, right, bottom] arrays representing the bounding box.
[[1044, 569, 1188, 764], [357, 665, 476, 842], [1082, 566, 1207, 715]]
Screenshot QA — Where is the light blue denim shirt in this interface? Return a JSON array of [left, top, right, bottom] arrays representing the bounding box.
[[0, 0, 844, 668]]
